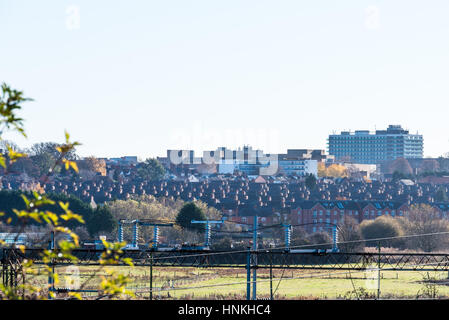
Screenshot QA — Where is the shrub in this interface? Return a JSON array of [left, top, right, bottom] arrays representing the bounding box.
[[360, 215, 404, 248]]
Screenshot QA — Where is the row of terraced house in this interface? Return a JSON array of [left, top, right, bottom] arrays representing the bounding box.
[[226, 201, 449, 233]]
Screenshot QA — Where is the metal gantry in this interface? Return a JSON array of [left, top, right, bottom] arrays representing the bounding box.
[[282, 223, 292, 251], [290, 223, 339, 253], [1, 247, 24, 297], [4, 248, 449, 271], [4, 247, 449, 300], [190, 219, 224, 249], [118, 219, 173, 249]]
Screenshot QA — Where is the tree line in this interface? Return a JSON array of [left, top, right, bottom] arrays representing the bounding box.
[[0, 190, 116, 239], [0, 140, 166, 181]]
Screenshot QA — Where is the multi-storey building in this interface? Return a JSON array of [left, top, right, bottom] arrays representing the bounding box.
[[285, 149, 335, 163], [292, 200, 409, 233], [292, 201, 362, 233], [277, 154, 318, 177], [214, 146, 264, 175], [328, 125, 423, 164], [358, 201, 408, 220], [106, 156, 138, 166], [216, 147, 321, 177]]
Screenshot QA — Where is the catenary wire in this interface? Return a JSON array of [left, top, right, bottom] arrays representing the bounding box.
[[131, 257, 449, 294], [148, 229, 449, 262]]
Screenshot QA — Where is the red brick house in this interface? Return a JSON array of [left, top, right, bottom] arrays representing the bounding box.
[[359, 201, 408, 221]]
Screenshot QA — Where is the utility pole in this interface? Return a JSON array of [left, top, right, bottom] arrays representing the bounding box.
[[132, 220, 139, 248], [2, 248, 6, 288], [190, 220, 224, 249], [119, 219, 173, 249], [138, 222, 173, 249], [332, 225, 339, 252], [246, 246, 251, 300], [252, 216, 258, 300], [48, 231, 55, 300], [269, 249, 273, 300], [118, 222, 124, 242], [377, 241, 381, 300], [150, 249, 153, 300], [153, 227, 159, 249], [282, 224, 291, 251]]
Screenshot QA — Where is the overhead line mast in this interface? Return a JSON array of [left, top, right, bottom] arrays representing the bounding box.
[[190, 219, 225, 249], [118, 219, 173, 249]]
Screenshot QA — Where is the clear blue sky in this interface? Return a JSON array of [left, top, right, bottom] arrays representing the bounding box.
[[1, 1, 449, 160]]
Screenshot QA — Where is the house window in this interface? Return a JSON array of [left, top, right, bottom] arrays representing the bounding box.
[[313, 211, 317, 217], [320, 210, 323, 216]]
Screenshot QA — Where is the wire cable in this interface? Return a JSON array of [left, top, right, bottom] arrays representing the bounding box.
[[132, 257, 449, 295], [148, 229, 449, 262]]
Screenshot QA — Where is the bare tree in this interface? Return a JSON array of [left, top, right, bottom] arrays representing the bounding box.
[[400, 204, 449, 252], [419, 159, 439, 174], [389, 158, 413, 175], [338, 216, 364, 252]]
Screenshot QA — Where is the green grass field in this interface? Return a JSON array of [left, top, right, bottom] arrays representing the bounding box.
[[27, 265, 449, 300]]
